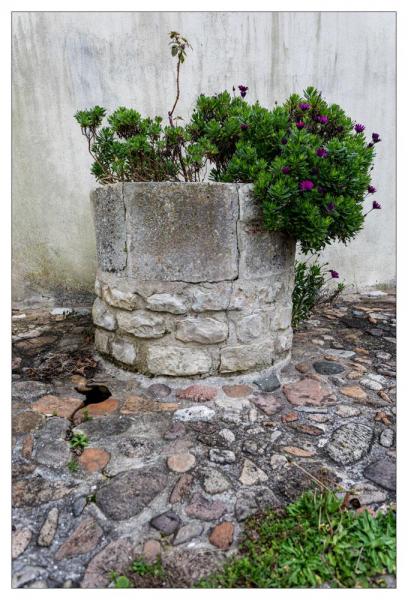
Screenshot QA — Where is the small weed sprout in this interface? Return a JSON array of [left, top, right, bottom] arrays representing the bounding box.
[[67, 459, 79, 473], [69, 432, 89, 450], [82, 408, 92, 422]]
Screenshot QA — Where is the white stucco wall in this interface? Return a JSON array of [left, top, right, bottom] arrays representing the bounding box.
[[12, 11, 396, 301]]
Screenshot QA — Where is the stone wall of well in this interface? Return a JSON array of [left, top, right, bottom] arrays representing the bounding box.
[[91, 183, 296, 377]]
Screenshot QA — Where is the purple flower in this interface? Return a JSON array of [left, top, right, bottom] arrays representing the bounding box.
[[372, 132, 381, 143], [354, 123, 365, 133], [299, 102, 311, 111], [281, 137, 288, 145], [367, 185, 376, 194], [326, 202, 336, 213], [329, 269, 339, 279], [318, 115, 328, 125], [299, 180, 314, 192], [240, 123, 249, 131], [372, 200, 381, 210], [296, 120, 305, 129], [367, 142, 374, 148], [238, 85, 248, 98], [281, 166, 291, 175], [316, 147, 328, 158]]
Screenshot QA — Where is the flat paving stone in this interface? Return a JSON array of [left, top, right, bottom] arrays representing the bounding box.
[[95, 468, 168, 520], [185, 493, 226, 521], [364, 458, 396, 491], [176, 384, 218, 402], [121, 395, 178, 414], [150, 510, 181, 535], [163, 421, 186, 440], [55, 517, 103, 560], [167, 452, 196, 473], [143, 539, 161, 563], [13, 411, 44, 435], [239, 459, 268, 485], [78, 448, 110, 472], [379, 428, 394, 448], [282, 446, 316, 458], [313, 361, 345, 375], [174, 406, 215, 422], [169, 473, 193, 504], [173, 523, 203, 546], [339, 385, 368, 401], [32, 395, 84, 419], [81, 539, 133, 588], [202, 468, 231, 494], [324, 349, 355, 359], [74, 398, 119, 423], [209, 522, 234, 550], [335, 404, 361, 418], [283, 378, 333, 407], [73, 416, 133, 440], [253, 373, 280, 392], [12, 528, 32, 559], [326, 423, 373, 465], [222, 384, 253, 398], [12, 477, 73, 508], [38, 507, 59, 547], [209, 448, 236, 464], [146, 383, 172, 399], [250, 394, 282, 415]]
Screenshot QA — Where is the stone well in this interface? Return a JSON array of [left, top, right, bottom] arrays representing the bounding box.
[[91, 182, 296, 378]]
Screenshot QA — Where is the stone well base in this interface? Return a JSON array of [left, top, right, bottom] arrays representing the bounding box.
[[91, 182, 296, 377]]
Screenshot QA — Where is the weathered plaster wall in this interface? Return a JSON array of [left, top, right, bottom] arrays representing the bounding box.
[[12, 11, 396, 301]]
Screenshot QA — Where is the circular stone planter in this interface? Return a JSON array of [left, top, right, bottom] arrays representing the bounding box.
[[91, 182, 296, 379]]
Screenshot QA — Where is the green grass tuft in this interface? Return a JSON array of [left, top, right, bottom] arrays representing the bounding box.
[[197, 491, 396, 588]]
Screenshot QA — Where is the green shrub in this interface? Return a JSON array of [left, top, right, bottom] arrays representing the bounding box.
[[75, 32, 381, 254], [292, 259, 345, 327]]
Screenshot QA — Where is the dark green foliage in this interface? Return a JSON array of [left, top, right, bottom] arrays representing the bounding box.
[[199, 86, 371, 252], [292, 259, 345, 328], [75, 33, 378, 253], [197, 491, 396, 589]]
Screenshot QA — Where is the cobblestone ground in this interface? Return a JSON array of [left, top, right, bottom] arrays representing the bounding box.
[[11, 291, 396, 588]]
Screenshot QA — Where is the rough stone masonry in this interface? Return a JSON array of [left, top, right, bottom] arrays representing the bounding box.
[[91, 182, 296, 378]]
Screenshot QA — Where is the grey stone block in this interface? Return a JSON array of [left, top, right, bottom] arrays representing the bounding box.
[[175, 316, 228, 344], [91, 185, 127, 272], [238, 183, 263, 222], [220, 340, 273, 373], [117, 310, 167, 338], [146, 293, 188, 314], [189, 282, 232, 312], [94, 328, 112, 354], [234, 312, 266, 343], [238, 225, 296, 279], [92, 298, 117, 331], [124, 182, 239, 282], [147, 345, 212, 376], [102, 284, 144, 311], [111, 337, 138, 366]]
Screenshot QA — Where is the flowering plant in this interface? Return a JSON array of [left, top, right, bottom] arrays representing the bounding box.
[[75, 33, 381, 254]]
